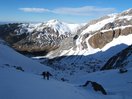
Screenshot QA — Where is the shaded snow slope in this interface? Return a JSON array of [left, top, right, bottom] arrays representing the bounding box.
[[0, 40, 51, 74], [101, 45, 132, 70], [31, 9, 132, 80], [71, 68, 132, 99], [0, 68, 87, 99], [0, 64, 132, 99], [44, 9, 132, 59], [35, 34, 132, 78], [46, 34, 132, 59]]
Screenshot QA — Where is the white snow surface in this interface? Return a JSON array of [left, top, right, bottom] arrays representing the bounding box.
[[81, 15, 116, 34], [70, 68, 132, 99], [118, 15, 132, 21], [17, 19, 83, 36], [0, 64, 132, 99], [0, 68, 87, 99], [0, 29, 132, 99], [91, 34, 132, 60], [0, 41, 51, 74], [81, 10, 132, 35], [49, 34, 132, 60]]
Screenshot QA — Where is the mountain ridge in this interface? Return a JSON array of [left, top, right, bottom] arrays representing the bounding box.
[[0, 8, 132, 75]]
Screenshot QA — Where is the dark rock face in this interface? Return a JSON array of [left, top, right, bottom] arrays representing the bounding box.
[[101, 22, 115, 30], [0, 9, 132, 57], [88, 30, 114, 48], [0, 23, 27, 44], [81, 81, 107, 95], [114, 29, 121, 38], [12, 30, 62, 53], [0, 23, 70, 55], [101, 45, 132, 70], [121, 27, 132, 35], [89, 27, 132, 49]]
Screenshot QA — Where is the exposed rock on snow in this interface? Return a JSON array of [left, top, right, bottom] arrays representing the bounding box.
[[89, 26, 132, 48], [101, 45, 132, 70], [0, 20, 83, 54], [80, 81, 107, 95]]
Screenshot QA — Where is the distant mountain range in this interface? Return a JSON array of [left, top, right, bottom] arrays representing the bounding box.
[[0, 9, 132, 99], [0, 8, 132, 75], [0, 20, 84, 55]]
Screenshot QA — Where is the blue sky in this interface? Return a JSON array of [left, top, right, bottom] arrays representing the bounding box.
[[0, 0, 132, 23]]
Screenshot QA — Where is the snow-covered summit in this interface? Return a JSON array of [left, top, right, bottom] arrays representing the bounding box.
[[42, 19, 70, 35], [16, 19, 82, 36], [81, 8, 132, 34], [41, 19, 84, 35], [41, 9, 132, 75], [45, 9, 132, 57], [119, 8, 132, 16]]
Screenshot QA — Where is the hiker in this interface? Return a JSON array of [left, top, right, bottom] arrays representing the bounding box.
[[42, 71, 46, 79], [42, 71, 52, 80], [46, 71, 52, 80]]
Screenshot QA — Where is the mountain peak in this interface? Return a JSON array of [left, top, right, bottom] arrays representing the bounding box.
[[47, 19, 61, 24], [119, 8, 132, 16], [124, 8, 132, 13]]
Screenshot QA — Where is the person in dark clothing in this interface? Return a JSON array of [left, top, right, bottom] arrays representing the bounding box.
[[46, 71, 52, 80], [42, 72, 46, 79], [41, 71, 52, 80]]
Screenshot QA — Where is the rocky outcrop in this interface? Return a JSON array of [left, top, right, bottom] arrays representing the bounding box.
[[0, 9, 132, 57], [89, 26, 132, 49], [80, 9, 132, 49], [0, 23, 26, 44], [80, 81, 107, 95], [101, 45, 132, 70], [88, 30, 114, 48], [13, 29, 66, 53], [0, 21, 71, 55]]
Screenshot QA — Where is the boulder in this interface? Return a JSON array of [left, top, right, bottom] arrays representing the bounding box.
[[119, 68, 128, 73], [81, 81, 107, 95]]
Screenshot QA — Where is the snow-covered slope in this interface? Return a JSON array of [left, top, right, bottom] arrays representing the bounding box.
[[81, 8, 132, 34], [0, 19, 83, 54], [0, 8, 132, 98], [16, 19, 82, 36], [81, 14, 117, 35], [34, 9, 132, 77], [2, 39, 132, 99], [0, 68, 87, 99], [71, 68, 132, 99], [101, 45, 132, 70], [0, 63, 132, 99], [45, 9, 132, 58], [0, 39, 51, 74]]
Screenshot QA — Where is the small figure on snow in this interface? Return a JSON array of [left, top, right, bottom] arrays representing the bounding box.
[[42, 71, 52, 80], [42, 71, 46, 79]]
